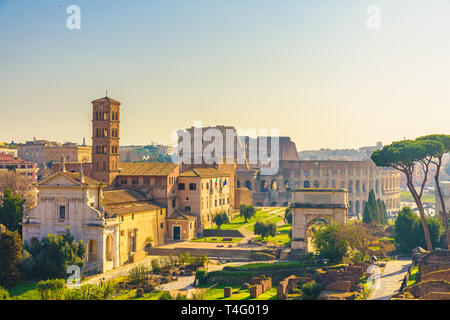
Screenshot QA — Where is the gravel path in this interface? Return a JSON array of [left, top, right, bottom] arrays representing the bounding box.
[[368, 259, 411, 300]]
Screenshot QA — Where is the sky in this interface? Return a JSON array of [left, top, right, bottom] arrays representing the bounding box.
[[1, 0, 450, 150]]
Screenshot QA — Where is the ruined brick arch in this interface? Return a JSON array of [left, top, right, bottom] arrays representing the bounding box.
[[260, 180, 268, 192], [271, 180, 278, 191], [348, 180, 353, 194]]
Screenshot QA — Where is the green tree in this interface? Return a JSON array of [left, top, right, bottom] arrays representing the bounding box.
[[284, 207, 292, 224], [312, 225, 347, 263], [30, 228, 86, 279], [254, 221, 277, 238], [417, 134, 450, 249], [371, 139, 444, 251], [394, 207, 444, 253], [0, 188, 25, 234], [213, 212, 229, 229], [240, 205, 256, 223], [0, 229, 22, 289]]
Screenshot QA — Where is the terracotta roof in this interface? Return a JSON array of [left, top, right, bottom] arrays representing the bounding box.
[[179, 167, 231, 178], [92, 96, 121, 105], [102, 189, 147, 205], [104, 202, 163, 215], [38, 170, 101, 187], [167, 209, 197, 221], [118, 162, 178, 176]]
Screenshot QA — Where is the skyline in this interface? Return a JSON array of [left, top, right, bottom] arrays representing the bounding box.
[[1, 1, 450, 150]]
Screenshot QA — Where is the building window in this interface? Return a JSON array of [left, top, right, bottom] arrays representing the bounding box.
[[178, 183, 185, 190], [172, 199, 176, 208], [189, 183, 196, 190], [143, 177, 150, 184], [132, 177, 139, 185], [59, 206, 66, 220], [160, 223, 164, 229], [185, 206, 191, 211]]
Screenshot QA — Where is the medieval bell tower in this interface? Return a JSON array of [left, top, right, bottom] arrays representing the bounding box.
[[91, 96, 121, 185]]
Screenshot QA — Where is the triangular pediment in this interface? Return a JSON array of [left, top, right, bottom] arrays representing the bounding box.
[[39, 171, 83, 187]]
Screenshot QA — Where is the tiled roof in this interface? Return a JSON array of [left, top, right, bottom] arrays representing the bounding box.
[[91, 96, 121, 105], [179, 167, 231, 178], [102, 189, 147, 205], [118, 162, 178, 176], [105, 202, 162, 215], [167, 209, 197, 221], [38, 170, 101, 187]]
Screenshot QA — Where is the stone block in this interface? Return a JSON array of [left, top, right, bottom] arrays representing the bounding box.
[[325, 281, 352, 292], [224, 287, 233, 298]]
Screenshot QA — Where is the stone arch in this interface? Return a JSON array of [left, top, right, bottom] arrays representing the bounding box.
[[106, 234, 113, 262], [271, 180, 278, 191], [88, 239, 98, 263], [237, 180, 241, 188], [306, 217, 330, 252], [245, 180, 252, 191], [256, 202, 264, 207], [270, 201, 279, 207], [303, 180, 310, 188], [283, 201, 289, 207]]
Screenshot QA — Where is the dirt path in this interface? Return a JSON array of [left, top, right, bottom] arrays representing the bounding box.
[[368, 259, 411, 300]]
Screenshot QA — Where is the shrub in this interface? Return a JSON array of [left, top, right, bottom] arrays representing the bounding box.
[[0, 229, 22, 288], [0, 286, 10, 300], [300, 281, 323, 300], [158, 291, 174, 300], [37, 279, 67, 300], [65, 281, 116, 300], [128, 264, 151, 286], [254, 221, 277, 238], [30, 228, 85, 280], [213, 212, 229, 229], [18, 249, 35, 280], [313, 225, 347, 263], [195, 268, 207, 285], [151, 259, 161, 273]]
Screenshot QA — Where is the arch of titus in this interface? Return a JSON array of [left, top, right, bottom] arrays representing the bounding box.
[[291, 188, 348, 251]]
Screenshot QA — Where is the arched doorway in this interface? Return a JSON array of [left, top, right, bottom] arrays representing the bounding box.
[[88, 240, 98, 263], [270, 201, 279, 207], [304, 180, 310, 188], [30, 237, 39, 247], [106, 235, 113, 262], [245, 180, 252, 191]]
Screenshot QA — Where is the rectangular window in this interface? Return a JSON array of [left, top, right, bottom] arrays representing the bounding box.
[[189, 183, 196, 190], [172, 199, 176, 208], [178, 183, 185, 190], [59, 206, 66, 220], [132, 177, 139, 185], [143, 177, 150, 184]]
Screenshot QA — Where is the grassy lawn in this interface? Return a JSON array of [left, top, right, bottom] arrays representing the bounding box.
[[211, 208, 284, 231], [191, 237, 242, 243], [8, 281, 40, 300], [407, 266, 419, 287], [253, 224, 292, 246], [401, 191, 435, 203], [202, 284, 277, 300]]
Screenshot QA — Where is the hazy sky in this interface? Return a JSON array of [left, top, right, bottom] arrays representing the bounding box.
[[1, 0, 450, 150]]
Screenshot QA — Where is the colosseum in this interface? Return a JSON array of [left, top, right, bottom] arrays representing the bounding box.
[[235, 137, 401, 217]]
